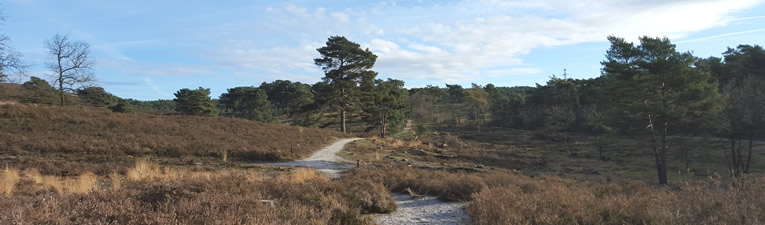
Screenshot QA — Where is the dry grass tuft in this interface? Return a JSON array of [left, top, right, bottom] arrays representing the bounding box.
[[1, 167, 20, 195], [0, 167, 377, 225], [25, 168, 43, 184], [41, 175, 63, 194], [283, 168, 325, 183], [127, 159, 161, 181], [109, 171, 121, 190], [66, 173, 97, 194]]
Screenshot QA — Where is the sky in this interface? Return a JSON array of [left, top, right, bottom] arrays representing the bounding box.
[[2, 0, 764, 100]]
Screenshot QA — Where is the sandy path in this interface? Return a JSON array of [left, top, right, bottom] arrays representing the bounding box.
[[376, 193, 468, 225], [261, 138, 470, 224], [264, 138, 362, 175]]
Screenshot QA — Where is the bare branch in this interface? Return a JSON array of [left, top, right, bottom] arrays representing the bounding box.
[[45, 33, 95, 106]]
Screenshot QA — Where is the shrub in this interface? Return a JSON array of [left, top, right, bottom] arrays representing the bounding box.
[[341, 178, 397, 213], [440, 175, 487, 201], [108, 101, 134, 113], [415, 123, 430, 137]]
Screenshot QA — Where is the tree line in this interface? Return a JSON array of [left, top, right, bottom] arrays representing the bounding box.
[[3, 24, 763, 184], [408, 37, 763, 184], [169, 36, 407, 138]]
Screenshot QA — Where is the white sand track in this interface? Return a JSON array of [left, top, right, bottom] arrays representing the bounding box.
[[260, 138, 470, 224]]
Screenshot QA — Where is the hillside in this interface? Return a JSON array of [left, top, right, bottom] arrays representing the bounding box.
[[0, 103, 350, 175], [0, 83, 28, 101]]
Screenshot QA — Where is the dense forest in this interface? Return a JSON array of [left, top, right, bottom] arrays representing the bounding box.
[[2, 35, 764, 184]]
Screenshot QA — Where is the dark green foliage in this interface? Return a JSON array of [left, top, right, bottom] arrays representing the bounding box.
[[173, 87, 219, 117], [21, 76, 57, 105], [415, 123, 430, 137], [464, 83, 489, 129], [602, 36, 724, 184], [445, 84, 465, 104], [713, 45, 765, 177], [259, 80, 313, 117], [314, 36, 378, 133], [219, 86, 276, 122], [360, 78, 408, 138], [76, 87, 117, 107], [408, 85, 447, 129], [122, 99, 176, 112], [108, 101, 134, 113]]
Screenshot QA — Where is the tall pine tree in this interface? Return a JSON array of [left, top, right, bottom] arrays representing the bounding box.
[[602, 36, 724, 184], [314, 36, 378, 133]]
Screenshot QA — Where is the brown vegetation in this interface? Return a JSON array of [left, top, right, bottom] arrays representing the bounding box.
[[344, 127, 765, 182], [346, 167, 765, 225], [0, 103, 350, 175], [469, 177, 765, 225], [0, 161, 396, 225]]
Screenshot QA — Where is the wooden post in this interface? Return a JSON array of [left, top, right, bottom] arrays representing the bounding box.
[[290, 146, 294, 153]]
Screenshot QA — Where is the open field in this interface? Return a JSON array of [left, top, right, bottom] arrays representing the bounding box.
[[3, 102, 765, 224], [3, 157, 765, 225], [343, 126, 765, 182]]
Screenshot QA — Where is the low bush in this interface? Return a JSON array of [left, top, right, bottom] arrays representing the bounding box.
[[0, 165, 378, 225], [346, 167, 765, 225], [340, 178, 397, 213]]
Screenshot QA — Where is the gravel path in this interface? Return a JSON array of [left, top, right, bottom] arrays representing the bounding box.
[[264, 138, 362, 175], [261, 138, 470, 224], [376, 193, 469, 225]]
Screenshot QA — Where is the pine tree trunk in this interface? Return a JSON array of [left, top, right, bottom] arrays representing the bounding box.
[[341, 110, 347, 133], [648, 113, 668, 185], [381, 117, 386, 138], [746, 131, 753, 173], [729, 135, 739, 178], [658, 124, 669, 185]]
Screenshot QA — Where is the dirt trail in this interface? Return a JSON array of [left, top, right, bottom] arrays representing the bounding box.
[[264, 138, 362, 175], [376, 193, 468, 225], [261, 138, 470, 225]]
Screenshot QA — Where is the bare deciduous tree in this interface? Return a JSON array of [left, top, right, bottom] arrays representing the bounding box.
[[0, 15, 27, 82], [45, 33, 94, 106]]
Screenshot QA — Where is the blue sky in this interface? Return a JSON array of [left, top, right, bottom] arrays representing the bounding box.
[[2, 0, 764, 100]]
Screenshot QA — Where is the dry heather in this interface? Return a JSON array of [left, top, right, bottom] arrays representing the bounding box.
[[346, 167, 765, 225], [0, 103, 350, 173], [0, 161, 395, 225]]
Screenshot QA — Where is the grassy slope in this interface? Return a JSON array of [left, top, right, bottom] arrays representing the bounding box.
[[0, 103, 350, 175]]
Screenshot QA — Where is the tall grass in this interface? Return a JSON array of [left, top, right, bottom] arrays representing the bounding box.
[[109, 171, 121, 190], [1, 167, 20, 195], [25, 168, 43, 184], [127, 159, 161, 181], [0, 166, 388, 225], [66, 173, 97, 194]]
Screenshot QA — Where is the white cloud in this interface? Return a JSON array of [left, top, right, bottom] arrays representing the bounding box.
[[330, 12, 350, 23], [486, 68, 542, 77], [207, 0, 763, 84]]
